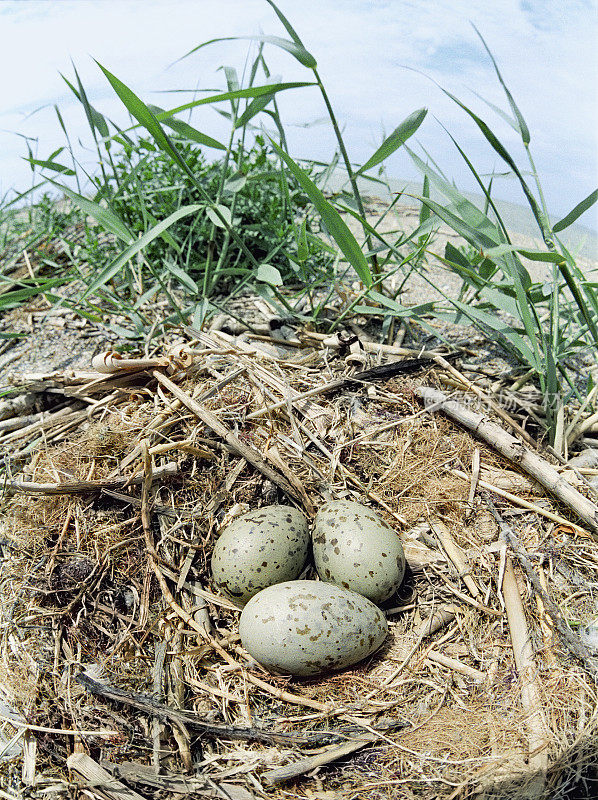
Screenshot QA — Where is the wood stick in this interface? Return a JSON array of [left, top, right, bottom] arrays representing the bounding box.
[[417, 386, 598, 536], [450, 468, 592, 536], [262, 733, 379, 785], [431, 354, 538, 447], [486, 499, 598, 678], [5, 462, 178, 495], [425, 650, 485, 682], [0, 391, 39, 421], [494, 534, 549, 780], [153, 370, 301, 503], [100, 762, 254, 799], [246, 355, 444, 421], [75, 673, 316, 745], [429, 517, 481, 599]]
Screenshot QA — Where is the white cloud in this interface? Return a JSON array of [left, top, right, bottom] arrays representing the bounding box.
[[1, 0, 596, 226]]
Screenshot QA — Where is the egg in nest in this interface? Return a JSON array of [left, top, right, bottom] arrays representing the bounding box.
[[211, 505, 309, 605], [312, 500, 405, 604], [239, 580, 388, 676]]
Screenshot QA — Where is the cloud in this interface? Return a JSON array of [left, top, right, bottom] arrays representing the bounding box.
[[1, 0, 596, 226]]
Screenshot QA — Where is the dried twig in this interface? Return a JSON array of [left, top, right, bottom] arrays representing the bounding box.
[[67, 754, 146, 800], [485, 498, 598, 679], [75, 673, 324, 745], [418, 386, 598, 536], [153, 370, 302, 503], [4, 462, 178, 495], [483, 498, 549, 784], [262, 732, 380, 785]]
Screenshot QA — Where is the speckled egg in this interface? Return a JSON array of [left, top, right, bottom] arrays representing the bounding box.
[[211, 506, 309, 605], [312, 500, 405, 604], [239, 580, 387, 676]]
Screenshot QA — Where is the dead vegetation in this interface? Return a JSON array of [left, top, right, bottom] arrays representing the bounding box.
[[1, 326, 598, 800]]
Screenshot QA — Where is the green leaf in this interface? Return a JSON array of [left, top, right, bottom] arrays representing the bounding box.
[[450, 299, 538, 367], [223, 174, 247, 193], [438, 86, 543, 230], [357, 108, 427, 175], [470, 88, 519, 134], [419, 174, 431, 225], [163, 261, 200, 294], [181, 35, 316, 69], [269, 139, 372, 286], [415, 195, 500, 251], [46, 179, 133, 243], [65, 67, 110, 141], [206, 204, 232, 228], [0, 278, 66, 308], [264, 0, 305, 47], [553, 189, 598, 232], [256, 263, 283, 286], [82, 204, 202, 299], [146, 105, 226, 150], [354, 293, 435, 318], [235, 93, 276, 128], [96, 61, 181, 165], [296, 218, 309, 262], [472, 25, 530, 145], [25, 157, 75, 176], [248, 35, 317, 68], [406, 146, 503, 246], [113, 83, 314, 144]]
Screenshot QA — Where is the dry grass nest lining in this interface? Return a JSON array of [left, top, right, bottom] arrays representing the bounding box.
[[1, 328, 597, 800]]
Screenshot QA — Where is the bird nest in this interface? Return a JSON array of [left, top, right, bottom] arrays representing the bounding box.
[[1, 326, 597, 800]]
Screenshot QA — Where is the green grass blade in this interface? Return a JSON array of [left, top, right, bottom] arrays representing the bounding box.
[[434, 122, 511, 244], [82, 204, 202, 299], [61, 71, 110, 141], [354, 292, 434, 317], [115, 84, 315, 139], [163, 260, 200, 294], [235, 93, 276, 128], [553, 189, 598, 232], [181, 35, 316, 69], [0, 278, 67, 309], [406, 146, 503, 246], [439, 87, 544, 231], [472, 25, 530, 145], [269, 140, 372, 286], [357, 108, 427, 175], [146, 104, 226, 149], [96, 61, 184, 168], [450, 300, 538, 367], [240, 35, 317, 69], [25, 157, 75, 176], [470, 89, 518, 133], [419, 174, 431, 225], [0, 182, 46, 210], [264, 0, 305, 46], [414, 195, 500, 251], [46, 179, 133, 243]]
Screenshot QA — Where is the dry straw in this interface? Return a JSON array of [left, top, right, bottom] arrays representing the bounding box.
[[1, 330, 597, 800]]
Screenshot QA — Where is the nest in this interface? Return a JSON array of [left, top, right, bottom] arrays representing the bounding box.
[[1, 327, 597, 800]]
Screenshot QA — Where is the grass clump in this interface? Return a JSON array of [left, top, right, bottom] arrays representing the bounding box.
[[85, 135, 333, 299], [1, 0, 596, 448]]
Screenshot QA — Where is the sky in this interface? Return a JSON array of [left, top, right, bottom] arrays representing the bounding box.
[[1, 0, 597, 232]]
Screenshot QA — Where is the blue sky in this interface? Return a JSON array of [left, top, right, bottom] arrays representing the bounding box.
[[1, 0, 597, 230]]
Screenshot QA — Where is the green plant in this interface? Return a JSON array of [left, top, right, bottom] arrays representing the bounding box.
[[5, 1, 595, 448]]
